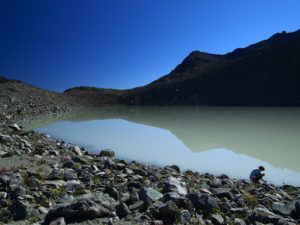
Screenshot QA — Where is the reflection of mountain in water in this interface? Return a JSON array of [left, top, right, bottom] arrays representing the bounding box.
[[22, 106, 300, 173]]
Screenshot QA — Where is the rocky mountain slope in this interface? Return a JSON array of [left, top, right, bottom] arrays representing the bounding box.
[[65, 29, 300, 106], [0, 76, 76, 122]]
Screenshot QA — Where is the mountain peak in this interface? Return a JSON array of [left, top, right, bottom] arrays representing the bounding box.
[[225, 29, 300, 60]]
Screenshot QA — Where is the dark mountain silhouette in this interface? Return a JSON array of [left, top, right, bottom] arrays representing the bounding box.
[[65, 29, 300, 106]]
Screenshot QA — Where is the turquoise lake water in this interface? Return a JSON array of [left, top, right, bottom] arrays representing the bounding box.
[[22, 106, 300, 186]]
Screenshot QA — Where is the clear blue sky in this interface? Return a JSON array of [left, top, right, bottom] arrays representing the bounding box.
[[1, 0, 300, 92]]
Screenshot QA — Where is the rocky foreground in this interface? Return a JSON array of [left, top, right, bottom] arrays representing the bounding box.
[[0, 79, 300, 225]]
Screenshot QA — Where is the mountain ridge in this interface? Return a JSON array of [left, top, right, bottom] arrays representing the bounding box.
[[3, 29, 300, 106], [117, 29, 300, 106]]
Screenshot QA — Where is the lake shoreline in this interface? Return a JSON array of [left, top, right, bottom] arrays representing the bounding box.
[[1, 82, 300, 224]]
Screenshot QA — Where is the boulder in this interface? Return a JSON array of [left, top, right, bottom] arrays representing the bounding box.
[[272, 202, 294, 216], [251, 207, 281, 224], [0, 173, 24, 187], [211, 188, 233, 199], [104, 185, 119, 200], [170, 165, 180, 173], [295, 199, 300, 219], [129, 200, 144, 211], [163, 192, 194, 213], [45, 192, 116, 222], [0, 134, 13, 143], [187, 193, 207, 210], [10, 185, 27, 198], [210, 214, 224, 225], [206, 197, 219, 212], [63, 169, 78, 180], [9, 123, 21, 131], [8, 200, 33, 221], [162, 176, 187, 195], [72, 156, 88, 164], [126, 189, 139, 205], [74, 146, 82, 156], [159, 200, 180, 217], [104, 159, 117, 169], [91, 164, 99, 172], [180, 209, 191, 223], [133, 168, 148, 176], [138, 188, 163, 202], [100, 150, 115, 158], [116, 202, 130, 218], [234, 218, 247, 225]]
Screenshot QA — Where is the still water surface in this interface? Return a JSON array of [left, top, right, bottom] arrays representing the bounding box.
[[22, 107, 300, 186]]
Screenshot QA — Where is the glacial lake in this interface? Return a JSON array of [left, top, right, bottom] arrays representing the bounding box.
[[22, 107, 300, 186]]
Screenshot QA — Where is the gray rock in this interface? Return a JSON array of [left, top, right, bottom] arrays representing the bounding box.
[[211, 214, 224, 225], [65, 180, 81, 191], [164, 192, 194, 213], [45, 192, 115, 222], [104, 185, 119, 200], [295, 199, 300, 219], [62, 160, 74, 168], [163, 176, 187, 195], [133, 168, 148, 176], [211, 188, 233, 199], [138, 187, 163, 202], [9, 123, 21, 131], [234, 218, 246, 225], [49, 217, 66, 225], [272, 202, 294, 216], [91, 164, 99, 172], [74, 146, 82, 156], [187, 193, 207, 210], [0, 173, 24, 187], [11, 185, 27, 198], [0, 191, 7, 199], [44, 180, 67, 188], [27, 176, 41, 189], [206, 197, 219, 212], [57, 195, 75, 204], [277, 218, 297, 225], [170, 165, 180, 173], [120, 193, 130, 203], [0, 134, 13, 143], [116, 202, 130, 218], [253, 207, 281, 224], [104, 159, 117, 169], [38, 206, 48, 215], [159, 200, 180, 217], [164, 192, 182, 204], [9, 200, 33, 221], [129, 200, 144, 211], [63, 169, 77, 180], [49, 150, 59, 156], [33, 148, 45, 155], [72, 156, 87, 164], [180, 209, 191, 223], [127, 189, 139, 205], [230, 207, 246, 214], [48, 168, 64, 180], [100, 150, 115, 158], [0, 207, 10, 222]]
